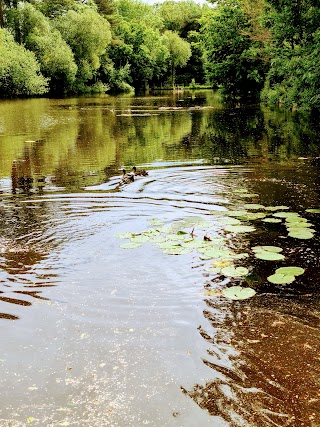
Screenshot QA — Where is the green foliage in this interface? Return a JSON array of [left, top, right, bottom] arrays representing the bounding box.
[[0, 28, 48, 96], [53, 6, 112, 92], [16, 2, 77, 93], [262, 0, 320, 111], [200, 0, 266, 101], [164, 30, 191, 87]]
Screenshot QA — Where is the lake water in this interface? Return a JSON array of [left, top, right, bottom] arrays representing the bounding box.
[[0, 91, 319, 426]]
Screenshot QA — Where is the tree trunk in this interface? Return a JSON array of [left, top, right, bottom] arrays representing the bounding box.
[[0, 0, 4, 28]]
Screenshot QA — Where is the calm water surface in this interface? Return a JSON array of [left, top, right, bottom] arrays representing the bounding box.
[[0, 91, 319, 426]]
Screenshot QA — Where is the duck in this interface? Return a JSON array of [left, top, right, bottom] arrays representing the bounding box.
[[132, 166, 148, 176], [121, 169, 134, 184]]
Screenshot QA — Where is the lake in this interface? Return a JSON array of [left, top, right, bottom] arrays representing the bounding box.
[[0, 90, 319, 426]]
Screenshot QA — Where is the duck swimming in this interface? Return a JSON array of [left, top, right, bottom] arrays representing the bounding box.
[[121, 169, 134, 184], [132, 166, 148, 176]]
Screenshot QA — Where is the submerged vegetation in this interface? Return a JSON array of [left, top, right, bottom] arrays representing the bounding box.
[[0, 0, 319, 111]]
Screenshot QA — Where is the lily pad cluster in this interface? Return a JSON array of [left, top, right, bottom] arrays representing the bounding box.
[[252, 245, 285, 261], [267, 266, 305, 284], [273, 211, 315, 239]]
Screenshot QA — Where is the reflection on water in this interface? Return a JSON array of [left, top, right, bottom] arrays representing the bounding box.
[[0, 92, 320, 426]]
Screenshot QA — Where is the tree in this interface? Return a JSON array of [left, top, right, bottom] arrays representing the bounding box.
[[53, 6, 112, 92], [15, 2, 77, 93], [200, 0, 266, 101], [163, 30, 191, 88], [0, 28, 48, 96]]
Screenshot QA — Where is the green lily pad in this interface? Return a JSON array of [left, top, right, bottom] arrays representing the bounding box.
[[221, 266, 249, 277], [217, 217, 242, 225], [120, 242, 142, 249], [182, 239, 207, 248], [276, 266, 305, 276], [240, 193, 259, 198], [273, 212, 300, 218], [252, 245, 283, 253], [262, 218, 282, 223], [238, 213, 266, 220], [285, 216, 308, 223], [265, 206, 290, 211], [267, 273, 296, 284], [306, 208, 320, 213], [117, 232, 133, 239], [254, 251, 285, 261], [227, 210, 248, 217], [222, 286, 256, 300], [288, 230, 314, 239], [225, 225, 256, 233], [205, 249, 232, 258], [243, 204, 265, 210]]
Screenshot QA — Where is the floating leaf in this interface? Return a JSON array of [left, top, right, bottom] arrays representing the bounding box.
[[252, 245, 283, 253], [182, 239, 206, 248], [262, 218, 282, 223], [234, 189, 248, 193], [225, 225, 256, 233], [273, 212, 300, 218], [288, 230, 314, 239], [243, 204, 265, 210], [239, 193, 259, 198], [238, 212, 266, 220], [177, 230, 188, 235], [276, 266, 305, 276], [285, 217, 308, 223], [117, 232, 133, 239], [120, 242, 141, 249], [222, 286, 256, 300], [265, 206, 290, 211], [199, 248, 232, 259], [227, 210, 248, 217], [221, 266, 249, 277], [306, 208, 320, 213], [217, 217, 242, 225], [267, 273, 295, 284], [254, 251, 285, 261], [213, 259, 233, 268], [206, 267, 221, 274]]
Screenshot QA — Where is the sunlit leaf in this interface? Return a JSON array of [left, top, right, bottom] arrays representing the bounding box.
[[273, 212, 300, 218], [238, 212, 266, 220], [163, 248, 191, 255], [288, 230, 314, 239], [306, 208, 320, 213], [267, 273, 295, 284], [217, 217, 242, 225], [221, 266, 249, 277], [203, 289, 222, 296], [225, 225, 256, 233], [227, 210, 248, 217], [254, 251, 285, 261], [276, 266, 305, 276], [239, 193, 259, 198], [262, 218, 282, 223], [222, 286, 256, 300], [243, 204, 265, 210], [117, 232, 133, 239], [265, 206, 290, 211]]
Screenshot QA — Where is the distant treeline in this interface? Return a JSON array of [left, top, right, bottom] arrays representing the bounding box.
[[0, 0, 319, 112]]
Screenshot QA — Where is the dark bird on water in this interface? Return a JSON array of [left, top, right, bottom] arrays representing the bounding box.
[[121, 169, 134, 184], [132, 166, 148, 176]]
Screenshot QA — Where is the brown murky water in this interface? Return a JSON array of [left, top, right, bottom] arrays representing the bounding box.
[[0, 91, 319, 426]]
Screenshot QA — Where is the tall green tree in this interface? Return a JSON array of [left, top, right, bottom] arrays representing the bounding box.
[[164, 30, 191, 88], [201, 0, 266, 101], [53, 5, 112, 92], [0, 28, 48, 96]]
